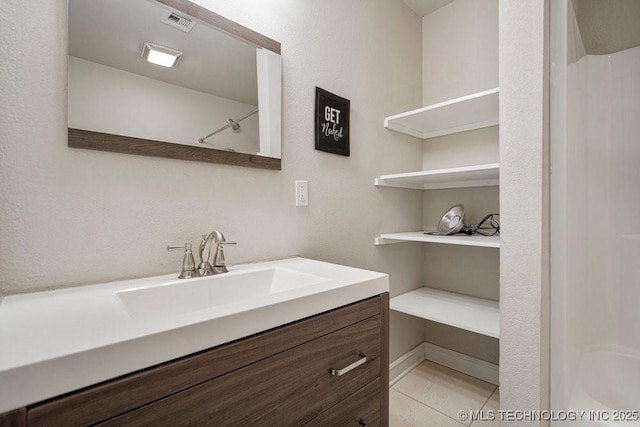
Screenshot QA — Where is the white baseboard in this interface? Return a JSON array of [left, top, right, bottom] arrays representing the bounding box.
[[389, 342, 499, 386], [389, 343, 425, 386]]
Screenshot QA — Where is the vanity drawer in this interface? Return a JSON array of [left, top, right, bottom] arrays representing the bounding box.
[[99, 315, 382, 426], [304, 379, 381, 427]]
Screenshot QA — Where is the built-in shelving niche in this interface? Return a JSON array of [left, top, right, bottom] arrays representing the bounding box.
[[378, 87, 500, 339]]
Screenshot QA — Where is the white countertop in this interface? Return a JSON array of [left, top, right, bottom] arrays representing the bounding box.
[[0, 257, 388, 413]]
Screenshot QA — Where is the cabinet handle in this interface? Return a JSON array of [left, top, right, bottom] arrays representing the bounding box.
[[329, 353, 367, 376], [358, 419, 367, 426]]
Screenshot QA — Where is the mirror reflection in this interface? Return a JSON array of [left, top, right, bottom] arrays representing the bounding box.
[[68, 0, 282, 160]]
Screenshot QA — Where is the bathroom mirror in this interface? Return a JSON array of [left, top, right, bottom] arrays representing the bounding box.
[[68, 0, 282, 170]]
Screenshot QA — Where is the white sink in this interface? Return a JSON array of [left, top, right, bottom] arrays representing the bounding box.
[[115, 267, 330, 318]]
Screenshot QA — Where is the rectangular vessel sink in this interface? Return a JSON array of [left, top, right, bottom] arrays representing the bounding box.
[[115, 267, 330, 319]]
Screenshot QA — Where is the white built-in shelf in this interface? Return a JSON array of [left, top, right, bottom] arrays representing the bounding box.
[[375, 231, 499, 247], [384, 88, 499, 140], [375, 163, 499, 190], [390, 287, 499, 338]]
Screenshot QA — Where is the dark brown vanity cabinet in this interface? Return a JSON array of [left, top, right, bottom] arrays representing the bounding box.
[[0, 409, 26, 427], [11, 294, 389, 426]]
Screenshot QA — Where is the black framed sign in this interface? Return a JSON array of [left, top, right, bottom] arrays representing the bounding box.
[[315, 87, 350, 156]]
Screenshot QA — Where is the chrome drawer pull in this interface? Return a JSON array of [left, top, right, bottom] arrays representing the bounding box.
[[330, 353, 367, 376]]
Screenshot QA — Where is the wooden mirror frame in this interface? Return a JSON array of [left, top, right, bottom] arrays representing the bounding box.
[[68, 0, 282, 171]]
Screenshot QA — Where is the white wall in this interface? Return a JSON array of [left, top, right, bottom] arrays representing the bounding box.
[[68, 56, 260, 153], [0, 0, 424, 377], [500, 0, 550, 422], [420, 0, 500, 364], [422, 0, 498, 106]]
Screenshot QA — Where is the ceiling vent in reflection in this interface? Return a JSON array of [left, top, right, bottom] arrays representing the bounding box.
[[161, 12, 196, 33]]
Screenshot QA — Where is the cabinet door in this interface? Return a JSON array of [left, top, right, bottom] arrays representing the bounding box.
[[99, 316, 382, 427], [303, 379, 381, 427]]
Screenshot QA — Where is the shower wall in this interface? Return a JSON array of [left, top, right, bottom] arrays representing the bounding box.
[[579, 46, 640, 349], [551, 0, 640, 411]]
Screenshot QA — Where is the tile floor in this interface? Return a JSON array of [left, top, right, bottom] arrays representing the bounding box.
[[389, 360, 500, 427]]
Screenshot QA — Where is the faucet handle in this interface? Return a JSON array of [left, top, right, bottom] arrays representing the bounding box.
[[214, 241, 237, 262], [215, 241, 237, 248], [167, 243, 196, 279], [212, 241, 237, 273], [167, 243, 192, 251]]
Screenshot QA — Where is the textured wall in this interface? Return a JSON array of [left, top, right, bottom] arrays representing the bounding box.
[[422, 0, 499, 106], [499, 0, 550, 422], [0, 0, 425, 375]]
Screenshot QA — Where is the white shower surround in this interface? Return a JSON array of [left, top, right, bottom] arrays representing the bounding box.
[[569, 345, 640, 426], [552, 2, 640, 421]]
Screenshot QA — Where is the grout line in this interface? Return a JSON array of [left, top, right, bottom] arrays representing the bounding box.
[[470, 386, 499, 426], [391, 388, 468, 426], [479, 385, 498, 409]]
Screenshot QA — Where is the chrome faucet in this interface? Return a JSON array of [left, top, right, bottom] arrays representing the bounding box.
[[198, 231, 236, 275]]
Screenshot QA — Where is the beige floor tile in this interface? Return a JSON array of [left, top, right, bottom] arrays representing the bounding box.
[[471, 388, 500, 427], [390, 389, 465, 427], [393, 360, 496, 426], [391, 362, 436, 398]]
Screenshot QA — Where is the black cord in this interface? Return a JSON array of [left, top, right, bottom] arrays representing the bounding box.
[[470, 213, 500, 236]]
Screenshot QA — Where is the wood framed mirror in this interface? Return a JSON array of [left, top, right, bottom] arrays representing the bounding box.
[[68, 0, 282, 170]]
